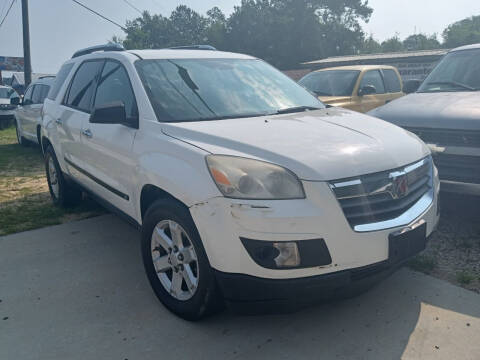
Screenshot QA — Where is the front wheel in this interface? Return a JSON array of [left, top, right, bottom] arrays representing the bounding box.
[[141, 198, 222, 320], [45, 146, 82, 207]]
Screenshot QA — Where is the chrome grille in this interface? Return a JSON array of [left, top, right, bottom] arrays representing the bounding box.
[[330, 157, 433, 231]]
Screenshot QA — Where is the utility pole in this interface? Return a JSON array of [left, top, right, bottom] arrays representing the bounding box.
[[21, 0, 32, 88]]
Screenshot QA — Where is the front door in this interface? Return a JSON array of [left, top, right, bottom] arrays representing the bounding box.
[[56, 60, 104, 188], [79, 60, 138, 218], [357, 70, 390, 113]]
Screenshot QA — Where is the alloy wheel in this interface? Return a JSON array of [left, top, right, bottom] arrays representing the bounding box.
[[151, 220, 199, 301]]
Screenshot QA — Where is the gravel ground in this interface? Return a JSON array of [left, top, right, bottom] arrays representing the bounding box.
[[412, 191, 480, 293]]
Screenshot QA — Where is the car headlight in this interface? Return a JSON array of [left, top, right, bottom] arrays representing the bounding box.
[[206, 155, 305, 200]]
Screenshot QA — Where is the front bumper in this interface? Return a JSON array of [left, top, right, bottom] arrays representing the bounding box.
[[190, 175, 440, 279], [215, 259, 402, 311]]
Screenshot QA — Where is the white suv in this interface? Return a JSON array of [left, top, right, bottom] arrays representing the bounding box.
[[42, 44, 440, 320]]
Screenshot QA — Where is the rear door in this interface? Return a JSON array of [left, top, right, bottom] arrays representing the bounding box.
[[28, 84, 49, 140], [16, 85, 36, 139], [382, 68, 404, 104], [357, 70, 389, 113], [79, 59, 138, 217], [57, 60, 104, 188]]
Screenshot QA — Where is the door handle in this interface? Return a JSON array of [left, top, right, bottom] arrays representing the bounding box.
[[55, 118, 63, 125], [82, 129, 93, 138]]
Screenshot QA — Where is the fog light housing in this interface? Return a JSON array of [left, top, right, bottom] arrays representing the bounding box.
[[272, 242, 300, 267], [240, 237, 332, 269]]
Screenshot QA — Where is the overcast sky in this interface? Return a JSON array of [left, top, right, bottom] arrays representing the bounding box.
[[1, 0, 480, 74]]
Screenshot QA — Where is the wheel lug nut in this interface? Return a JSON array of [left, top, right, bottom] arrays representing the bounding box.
[[173, 246, 178, 253]]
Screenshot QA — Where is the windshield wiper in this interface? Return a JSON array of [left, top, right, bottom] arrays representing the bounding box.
[[425, 81, 477, 91], [273, 106, 323, 115]]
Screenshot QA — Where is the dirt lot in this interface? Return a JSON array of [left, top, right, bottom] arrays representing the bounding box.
[[0, 126, 102, 236], [410, 192, 480, 293]]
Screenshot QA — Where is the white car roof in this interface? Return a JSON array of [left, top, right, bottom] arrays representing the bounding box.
[[451, 43, 480, 52], [127, 49, 256, 60]]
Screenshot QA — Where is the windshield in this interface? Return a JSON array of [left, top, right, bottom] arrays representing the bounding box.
[[419, 48, 480, 92], [135, 58, 324, 122], [0, 88, 19, 99], [298, 70, 360, 96]]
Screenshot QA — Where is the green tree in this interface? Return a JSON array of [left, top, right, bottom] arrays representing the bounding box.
[[362, 34, 382, 53], [123, 12, 171, 49], [225, 0, 372, 68], [403, 33, 440, 50], [443, 15, 480, 48], [122, 1, 373, 69], [204, 7, 228, 49], [381, 35, 404, 52]]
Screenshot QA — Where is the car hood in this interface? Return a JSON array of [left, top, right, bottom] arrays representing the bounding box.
[[162, 107, 429, 181], [369, 92, 480, 130]]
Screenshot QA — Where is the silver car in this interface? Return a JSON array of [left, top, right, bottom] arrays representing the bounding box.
[[0, 85, 20, 129], [14, 76, 55, 145]]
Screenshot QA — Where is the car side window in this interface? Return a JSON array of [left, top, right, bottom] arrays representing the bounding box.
[[93, 60, 138, 119], [23, 86, 34, 104], [48, 63, 74, 101], [65, 61, 103, 113], [31, 85, 43, 104], [38, 85, 51, 103], [382, 69, 402, 93], [359, 70, 385, 94]]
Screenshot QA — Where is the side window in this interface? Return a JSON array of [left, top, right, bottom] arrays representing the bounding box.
[[359, 70, 385, 94], [23, 86, 34, 104], [38, 85, 51, 103], [65, 61, 103, 112], [383, 69, 402, 93], [93, 61, 138, 119], [48, 63, 74, 101], [31, 85, 43, 104]]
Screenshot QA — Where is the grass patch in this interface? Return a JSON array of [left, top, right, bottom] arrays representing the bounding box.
[[408, 254, 437, 274], [456, 271, 475, 285], [0, 126, 103, 236]]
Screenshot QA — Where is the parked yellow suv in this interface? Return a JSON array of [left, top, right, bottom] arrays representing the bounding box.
[[298, 65, 404, 113]]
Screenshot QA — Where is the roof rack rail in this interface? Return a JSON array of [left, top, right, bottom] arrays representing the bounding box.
[[168, 45, 217, 51], [38, 75, 56, 79], [72, 43, 125, 59]]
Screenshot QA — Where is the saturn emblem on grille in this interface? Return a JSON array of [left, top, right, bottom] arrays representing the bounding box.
[[392, 174, 409, 199]]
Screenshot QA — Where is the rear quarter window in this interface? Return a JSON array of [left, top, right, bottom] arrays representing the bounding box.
[[383, 69, 402, 93], [47, 63, 74, 101]]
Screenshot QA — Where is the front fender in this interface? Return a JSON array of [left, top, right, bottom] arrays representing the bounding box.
[[134, 135, 221, 222]]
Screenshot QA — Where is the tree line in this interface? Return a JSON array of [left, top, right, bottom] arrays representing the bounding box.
[[117, 0, 480, 69]]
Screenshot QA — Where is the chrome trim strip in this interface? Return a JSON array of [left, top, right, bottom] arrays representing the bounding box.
[[403, 157, 427, 173], [331, 157, 430, 200], [329, 156, 434, 232], [353, 189, 433, 232], [330, 179, 362, 188]]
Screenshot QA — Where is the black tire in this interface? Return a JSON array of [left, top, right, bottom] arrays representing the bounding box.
[[141, 198, 223, 320], [45, 146, 82, 207], [15, 118, 28, 147]]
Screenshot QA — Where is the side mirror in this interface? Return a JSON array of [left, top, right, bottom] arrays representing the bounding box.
[[90, 101, 138, 128], [22, 98, 33, 106], [10, 97, 20, 106], [358, 85, 376, 96], [403, 79, 422, 94]]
